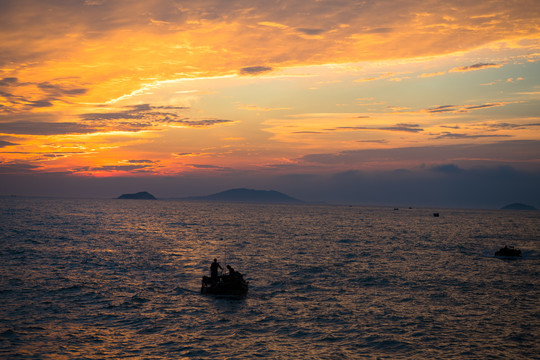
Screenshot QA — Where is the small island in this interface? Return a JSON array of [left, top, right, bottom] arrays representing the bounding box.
[[118, 191, 156, 200], [182, 188, 302, 203], [501, 203, 537, 211]]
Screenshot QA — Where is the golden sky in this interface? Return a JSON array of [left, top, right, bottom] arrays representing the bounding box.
[[1, 0, 539, 204]]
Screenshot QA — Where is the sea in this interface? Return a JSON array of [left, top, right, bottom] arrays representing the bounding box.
[[1, 197, 539, 359]]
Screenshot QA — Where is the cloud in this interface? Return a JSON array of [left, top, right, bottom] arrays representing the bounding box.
[[450, 63, 504, 72], [1, 0, 538, 196], [465, 103, 502, 110], [506, 77, 524, 83], [355, 72, 394, 82], [296, 28, 325, 36], [238, 104, 290, 111], [1, 151, 86, 161], [0, 139, 18, 147], [357, 139, 387, 144], [73, 164, 156, 173], [126, 159, 158, 164], [418, 71, 446, 78], [2, 0, 536, 85], [80, 104, 188, 121], [239, 66, 273, 75], [173, 152, 204, 157], [424, 102, 505, 114], [258, 22, 288, 29], [433, 132, 511, 140], [288, 165, 540, 208], [188, 164, 221, 169], [0, 77, 19, 86], [300, 140, 540, 168], [332, 123, 423, 133], [362, 27, 393, 34], [178, 119, 233, 127], [486, 122, 540, 130], [293, 131, 324, 134], [37, 81, 88, 97], [0, 121, 99, 135], [430, 164, 463, 173], [80, 104, 232, 130], [0, 77, 88, 111], [28, 100, 53, 108], [0, 163, 40, 174], [425, 105, 458, 113], [187, 164, 233, 171]]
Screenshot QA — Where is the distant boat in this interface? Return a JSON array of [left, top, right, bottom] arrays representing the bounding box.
[[201, 267, 249, 296], [495, 245, 522, 258]]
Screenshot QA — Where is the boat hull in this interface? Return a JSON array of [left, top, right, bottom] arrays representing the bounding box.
[[201, 276, 249, 296], [495, 246, 522, 257]]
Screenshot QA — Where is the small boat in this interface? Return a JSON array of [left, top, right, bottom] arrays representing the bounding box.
[[201, 268, 249, 296], [495, 245, 522, 257]]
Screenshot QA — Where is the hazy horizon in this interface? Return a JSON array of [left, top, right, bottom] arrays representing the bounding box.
[[2, 168, 539, 209]]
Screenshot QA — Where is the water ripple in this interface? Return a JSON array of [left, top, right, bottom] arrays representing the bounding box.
[[1, 198, 539, 358]]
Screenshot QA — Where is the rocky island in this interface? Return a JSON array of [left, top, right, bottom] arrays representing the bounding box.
[[117, 191, 156, 200], [182, 188, 302, 203], [501, 203, 537, 210]]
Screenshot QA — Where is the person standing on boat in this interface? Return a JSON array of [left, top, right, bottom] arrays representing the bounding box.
[[210, 258, 222, 283]]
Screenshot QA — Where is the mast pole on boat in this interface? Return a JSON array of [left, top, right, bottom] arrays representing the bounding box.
[[221, 237, 227, 274]]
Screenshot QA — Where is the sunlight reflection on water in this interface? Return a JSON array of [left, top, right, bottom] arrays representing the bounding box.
[[1, 198, 539, 358]]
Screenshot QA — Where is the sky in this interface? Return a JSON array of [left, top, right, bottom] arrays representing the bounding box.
[[1, 0, 539, 208]]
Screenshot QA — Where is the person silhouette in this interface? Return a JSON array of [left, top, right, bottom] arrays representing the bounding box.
[[226, 265, 236, 277], [210, 258, 222, 283]]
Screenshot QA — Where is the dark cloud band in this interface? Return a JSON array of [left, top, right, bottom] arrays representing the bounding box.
[[240, 66, 273, 75]]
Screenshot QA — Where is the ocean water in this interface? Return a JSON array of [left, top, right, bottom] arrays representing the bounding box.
[[0, 198, 539, 359]]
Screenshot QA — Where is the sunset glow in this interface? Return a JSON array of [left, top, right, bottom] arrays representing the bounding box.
[[1, 0, 539, 205]]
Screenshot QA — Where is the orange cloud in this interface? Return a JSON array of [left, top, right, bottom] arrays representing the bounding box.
[[418, 71, 446, 78], [1, 0, 539, 178], [354, 73, 395, 82], [238, 104, 290, 112]]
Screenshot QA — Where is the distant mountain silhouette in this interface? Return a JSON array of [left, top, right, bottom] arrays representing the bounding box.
[[501, 203, 537, 210], [183, 188, 302, 203], [118, 191, 156, 200]]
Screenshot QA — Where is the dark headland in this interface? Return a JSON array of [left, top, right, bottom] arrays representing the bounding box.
[[501, 203, 537, 210], [118, 191, 156, 200], [501, 203, 538, 210], [182, 188, 302, 203]]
